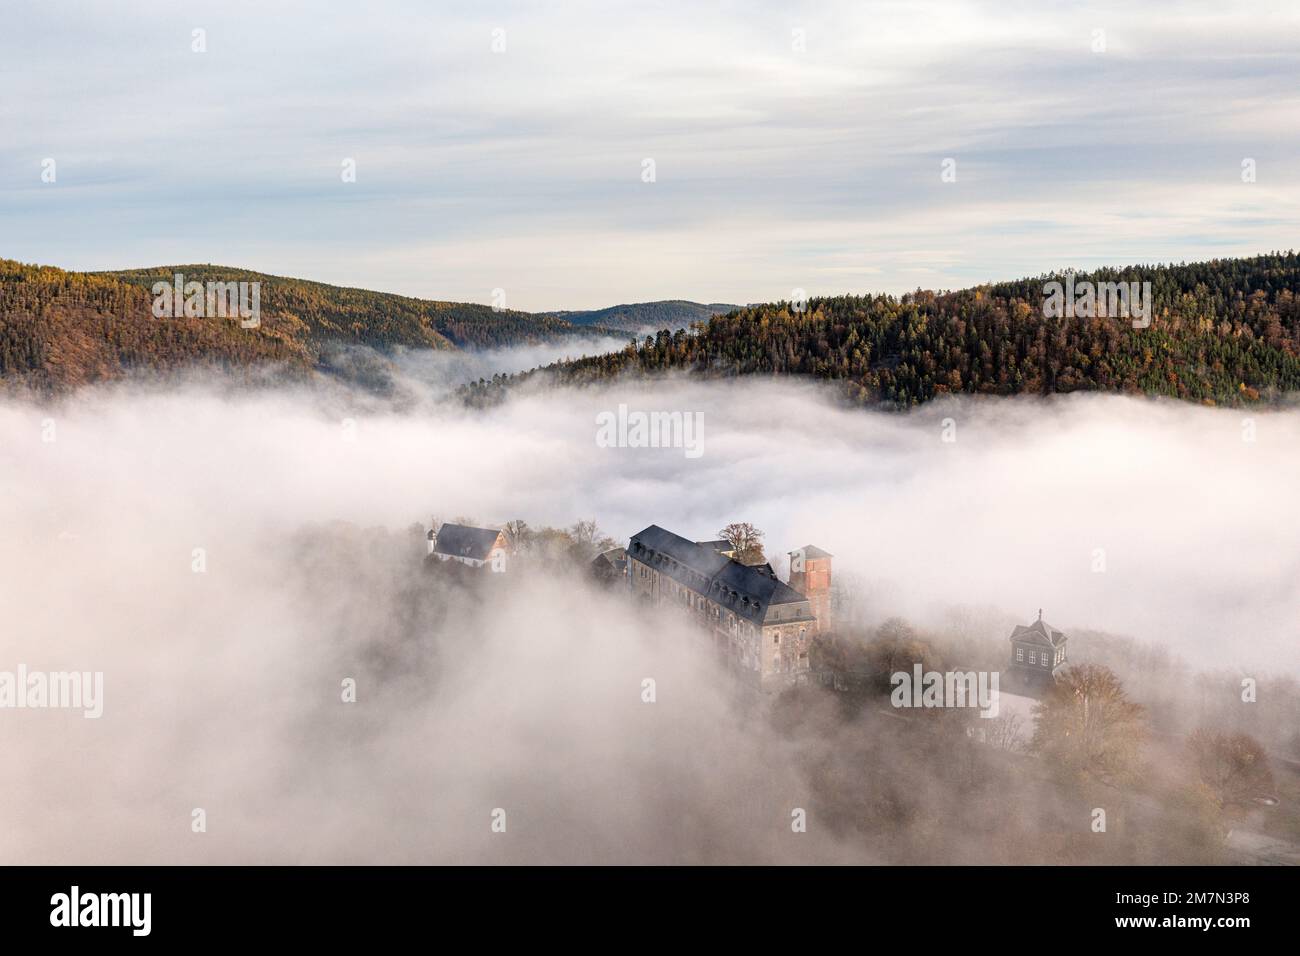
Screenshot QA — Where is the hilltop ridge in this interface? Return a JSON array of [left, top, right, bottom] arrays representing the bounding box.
[[467, 252, 1300, 409]]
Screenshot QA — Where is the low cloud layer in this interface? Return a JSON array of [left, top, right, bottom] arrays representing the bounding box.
[[388, 333, 636, 391], [0, 373, 1296, 862]]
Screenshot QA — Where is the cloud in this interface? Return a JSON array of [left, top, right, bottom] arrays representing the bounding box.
[[1, 369, 1296, 862], [2, 1, 1299, 307]]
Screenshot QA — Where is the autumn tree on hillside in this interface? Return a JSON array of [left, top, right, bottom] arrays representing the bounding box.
[[867, 618, 945, 688], [1032, 663, 1145, 785], [719, 522, 766, 565], [814, 618, 943, 696], [567, 519, 616, 560], [1188, 728, 1275, 808], [466, 252, 1300, 410]]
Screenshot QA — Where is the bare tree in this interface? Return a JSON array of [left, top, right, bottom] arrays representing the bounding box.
[[503, 519, 531, 550], [569, 519, 598, 549], [719, 522, 766, 565], [983, 713, 1026, 753], [566, 519, 616, 561]]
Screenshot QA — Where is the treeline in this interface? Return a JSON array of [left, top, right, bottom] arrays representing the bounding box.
[[543, 299, 741, 332], [0, 258, 614, 391], [0, 260, 309, 390], [467, 252, 1300, 408], [799, 616, 1296, 862], [103, 265, 597, 351]]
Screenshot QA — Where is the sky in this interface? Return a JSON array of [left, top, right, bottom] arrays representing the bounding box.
[[2, 0, 1299, 310]]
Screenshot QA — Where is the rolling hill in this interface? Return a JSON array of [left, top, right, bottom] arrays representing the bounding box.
[[542, 300, 742, 332], [8, 253, 1300, 405], [0, 260, 618, 392], [465, 252, 1300, 409]]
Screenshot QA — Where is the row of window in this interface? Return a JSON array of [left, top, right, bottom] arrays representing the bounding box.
[[1015, 646, 1063, 667], [633, 556, 766, 618], [641, 562, 815, 658]]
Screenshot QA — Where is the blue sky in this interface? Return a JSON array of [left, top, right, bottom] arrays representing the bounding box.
[[2, 0, 1298, 309]]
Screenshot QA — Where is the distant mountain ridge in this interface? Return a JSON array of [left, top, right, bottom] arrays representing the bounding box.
[[0, 259, 621, 391], [542, 300, 742, 332], [8, 253, 1300, 405], [102, 265, 595, 350], [465, 252, 1300, 409]]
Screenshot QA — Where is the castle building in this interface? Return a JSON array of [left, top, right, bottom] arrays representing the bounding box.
[[589, 547, 627, 585], [787, 545, 833, 633], [427, 523, 511, 572], [1007, 609, 1067, 687], [968, 611, 1070, 749], [626, 525, 831, 691]]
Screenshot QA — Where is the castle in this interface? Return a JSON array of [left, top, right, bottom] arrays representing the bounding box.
[[964, 611, 1070, 748], [427, 522, 511, 572], [1003, 608, 1068, 696], [625, 525, 832, 691]]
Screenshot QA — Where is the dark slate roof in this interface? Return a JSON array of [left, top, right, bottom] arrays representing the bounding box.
[[628, 525, 816, 625], [791, 544, 833, 559], [433, 523, 502, 561], [1009, 617, 1066, 647], [591, 547, 627, 569], [632, 525, 731, 576], [695, 539, 734, 553]]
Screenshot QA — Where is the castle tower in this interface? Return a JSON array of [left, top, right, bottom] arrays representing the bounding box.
[[788, 545, 833, 633], [1008, 609, 1067, 688]]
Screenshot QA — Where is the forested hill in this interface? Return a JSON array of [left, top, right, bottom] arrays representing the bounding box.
[[543, 300, 742, 332], [103, 266, 592, 350], [0, 260, 612, 391], [467, 253, 1300, 408]]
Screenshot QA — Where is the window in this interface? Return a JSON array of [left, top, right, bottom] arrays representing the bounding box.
[[1042, 656, 1050, 667], [773, 635, 779, 645], [1016, 647, 1024, 662], [1028, 650, 1036, 664]]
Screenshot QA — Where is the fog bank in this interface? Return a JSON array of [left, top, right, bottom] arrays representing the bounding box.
[[0, 375, 1296, 862]]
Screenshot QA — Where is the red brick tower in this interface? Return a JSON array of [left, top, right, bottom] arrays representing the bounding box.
[[788, 545, 833, 633]]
